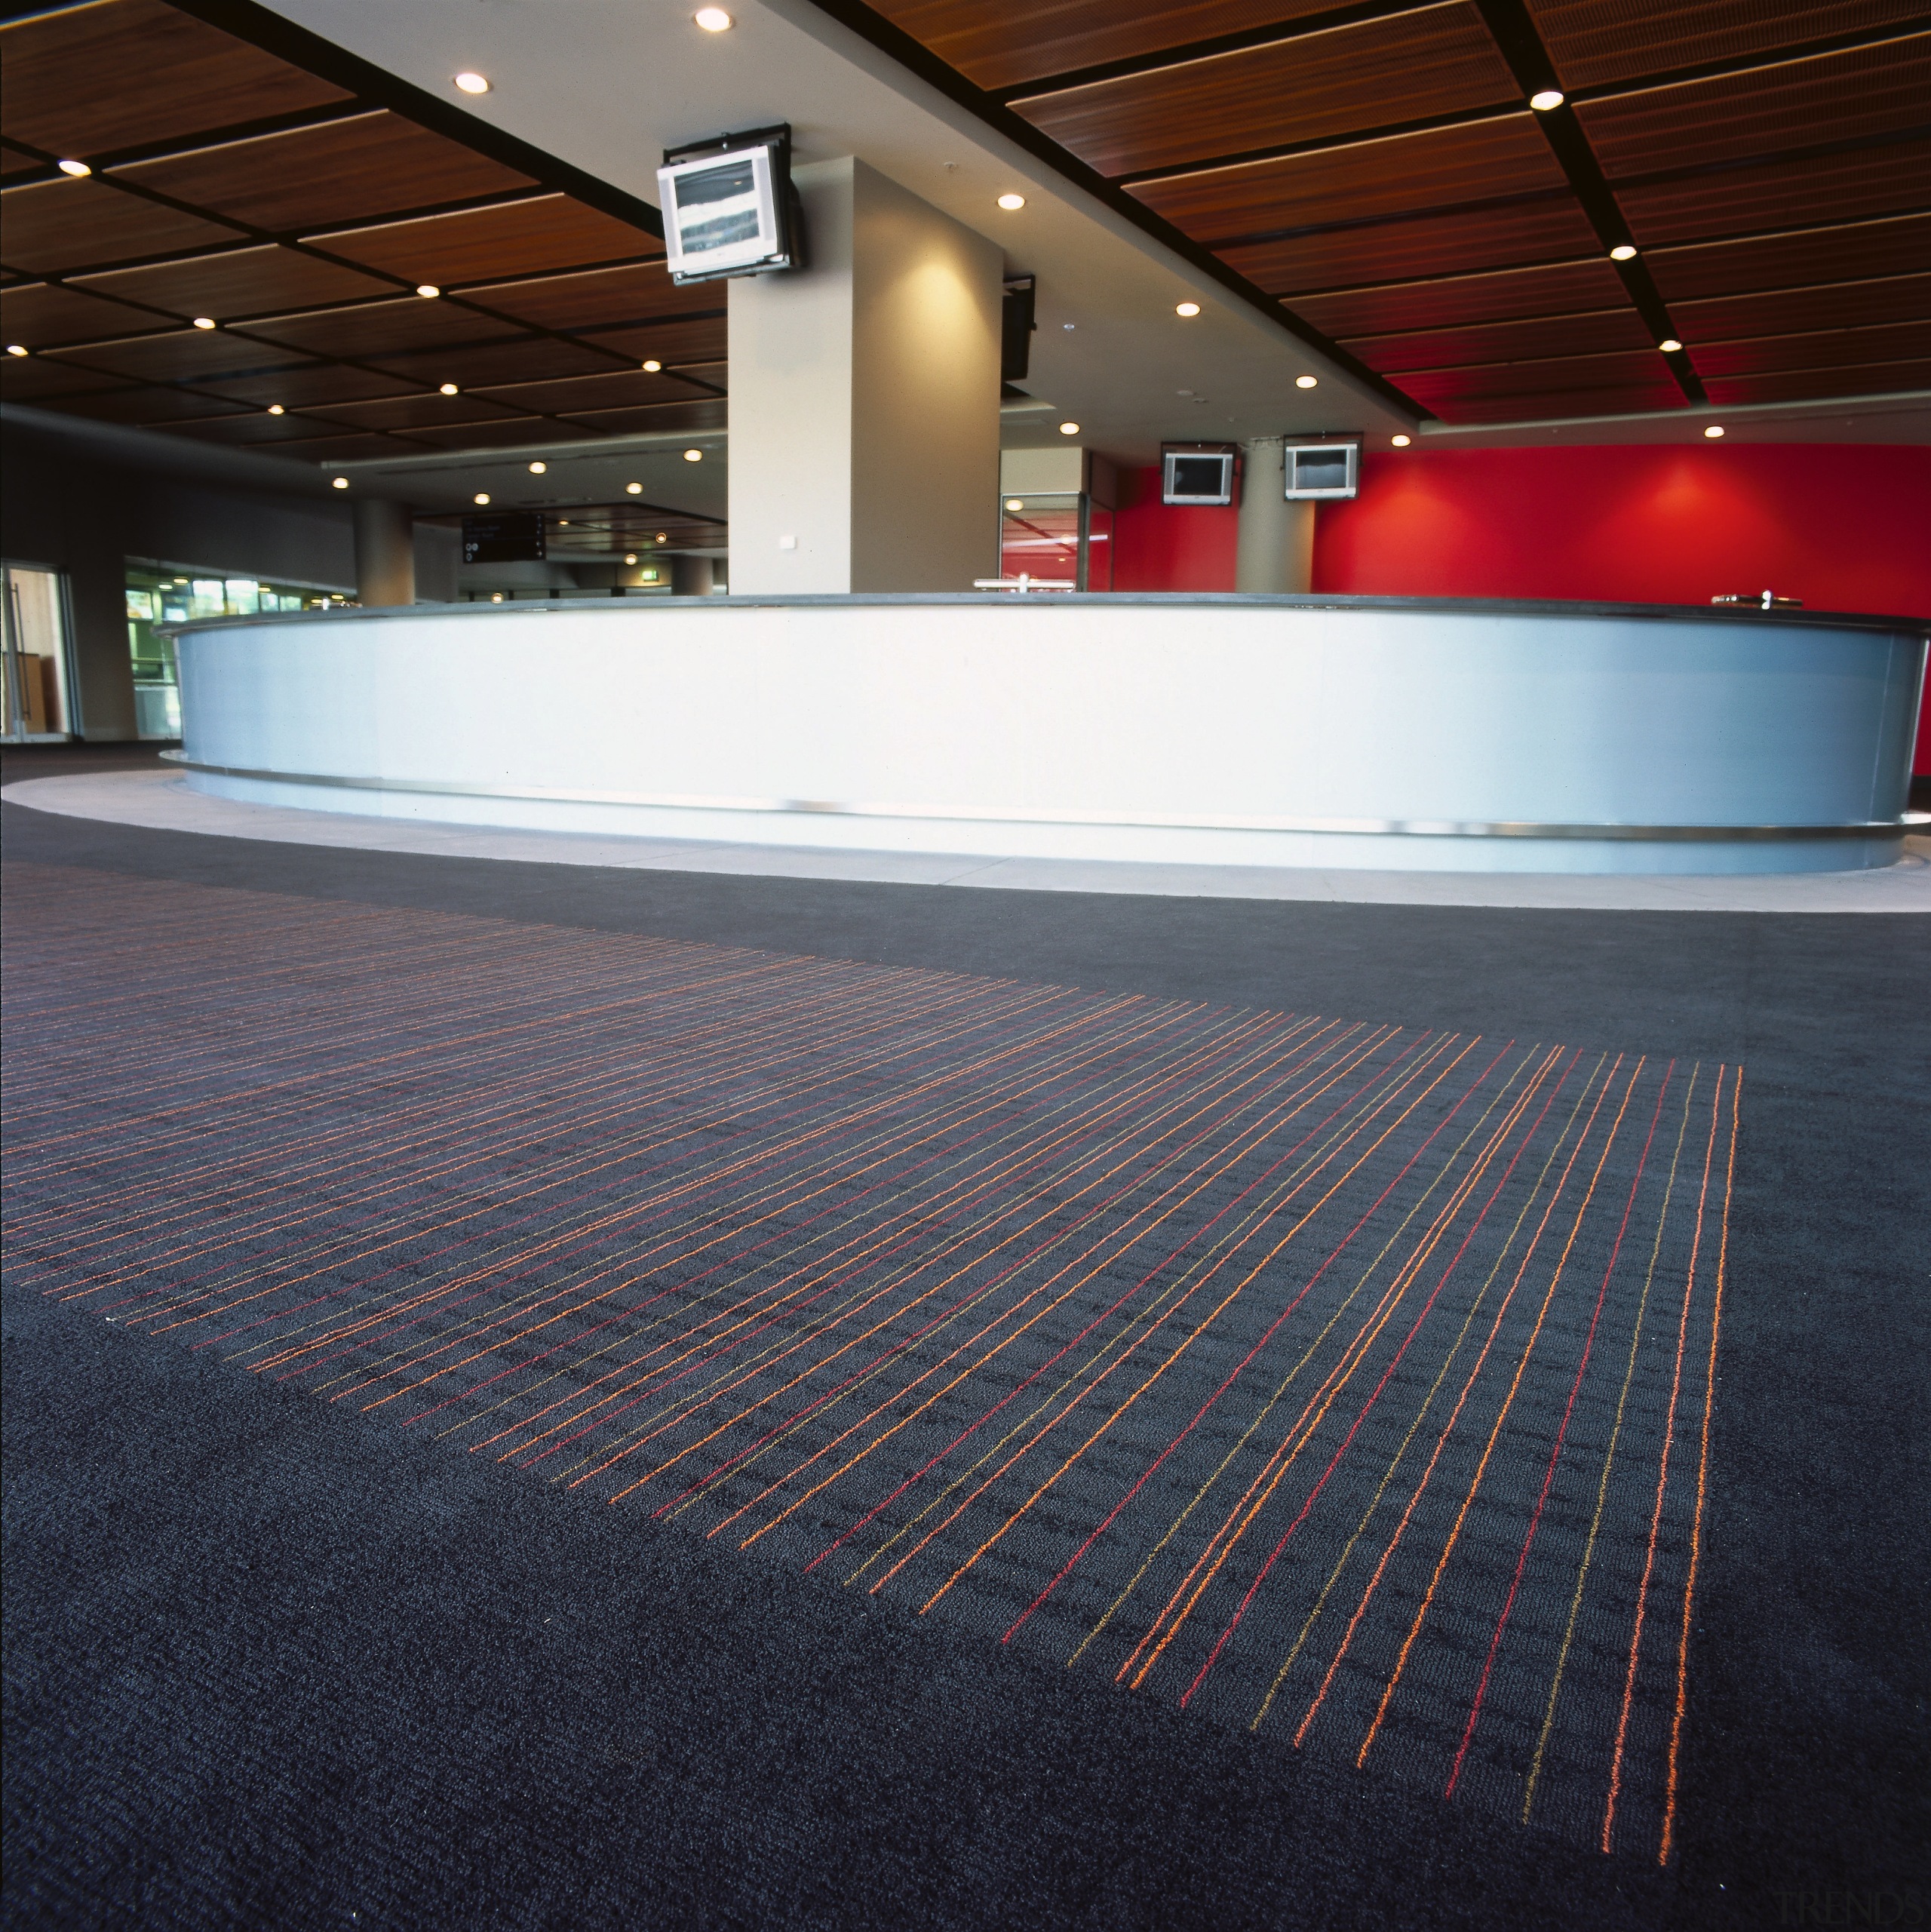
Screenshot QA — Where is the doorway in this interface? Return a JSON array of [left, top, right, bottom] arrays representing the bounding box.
[[2, 564, 76, 742]]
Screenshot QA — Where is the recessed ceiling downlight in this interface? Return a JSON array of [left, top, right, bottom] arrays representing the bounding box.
[[192, 316, 216, 329], [683, 447, 704, 462], [528, 460, 546, 474], [330, 476, 348, 489], [996, 192, 1026, 210], [453, 71, 490, 94], [416, 284, 441, 299], [1391, 434, 1411, 446], [5, 344, 28, 357], [439, 382, 459, 395], [1058, 421, 1079, 435], [474, 492, 491, 504], [1704, 424, 1725, 438], [694, 8, 732, 29], [641, 358, 662, 371], [1175, 301, 1200, 317], [267, 404, 284, 414], [625, 481, 643, 493], [1658, 338, 1682, 353], [1529, 89, 1564, 110], [1295, 374, 1318, 389], [1610, 244, 1638, 261], [57, 158, 91, 177], [1005, 497, 1024, 510]]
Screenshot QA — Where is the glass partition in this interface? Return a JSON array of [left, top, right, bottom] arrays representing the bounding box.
[[124, 562, 352, 740], [997, 493, 1111, 590]]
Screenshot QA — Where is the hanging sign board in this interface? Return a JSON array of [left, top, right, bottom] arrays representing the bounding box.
[[462, 512, 546, 564]]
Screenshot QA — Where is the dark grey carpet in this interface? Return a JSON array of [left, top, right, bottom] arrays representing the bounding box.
[[3, 746, 1926, 1930]]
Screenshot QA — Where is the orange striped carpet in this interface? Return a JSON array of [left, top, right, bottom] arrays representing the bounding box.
[[2, 862, 1737, 1860]]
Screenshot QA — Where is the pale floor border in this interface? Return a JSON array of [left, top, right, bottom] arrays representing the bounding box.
[[7, 769, 1930, 913]]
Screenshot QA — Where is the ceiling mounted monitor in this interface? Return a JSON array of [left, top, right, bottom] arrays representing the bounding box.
[[1162, 444, 1236, 505], [1284, 441, 1360, 499], [659, 124, 796, 285]]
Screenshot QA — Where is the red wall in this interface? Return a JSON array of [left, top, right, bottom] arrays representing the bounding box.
[[1111, 476, 1239, 591], [1111, 443, 1931, 769]]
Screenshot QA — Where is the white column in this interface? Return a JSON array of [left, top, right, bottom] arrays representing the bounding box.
[[1236, 438, 1314, 594], [727, 158, 1002, 594], [352, 498, 415, 607]]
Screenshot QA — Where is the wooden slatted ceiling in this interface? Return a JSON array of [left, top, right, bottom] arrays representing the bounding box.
[[0, 0, 719, 462], [869, 0, 1931, 425], [5, 0, 1923, 447], [872, 1, 1348, 92], [113, 113, 536, 232], [1527, 0, 1925, 89], [1016, 7, 1518, 180], [0, 0, 349, 154]]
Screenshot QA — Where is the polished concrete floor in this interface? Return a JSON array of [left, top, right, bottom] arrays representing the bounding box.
[[8, 760, 1929, 914]]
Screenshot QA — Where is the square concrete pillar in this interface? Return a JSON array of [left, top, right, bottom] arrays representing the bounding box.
[[727, 158, 1002, 594]]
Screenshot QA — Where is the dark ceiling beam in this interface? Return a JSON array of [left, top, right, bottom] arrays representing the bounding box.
[[1467, 0, 1703, 404], [161, 0, 665, 241], [799, 0, 1429, 420]]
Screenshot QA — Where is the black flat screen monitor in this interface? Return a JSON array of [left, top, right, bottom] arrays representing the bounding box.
[[1284, 442, 1360, 499], [1162, 449, 1235, 505]]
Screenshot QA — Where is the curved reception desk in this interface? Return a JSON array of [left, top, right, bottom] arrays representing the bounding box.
[[173, 594, 1927, 876]]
